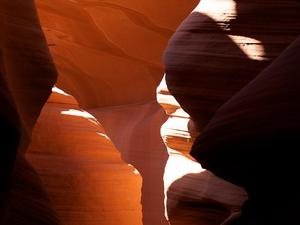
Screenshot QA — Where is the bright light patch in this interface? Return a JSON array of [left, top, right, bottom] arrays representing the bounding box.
[[52, 86, 70, 96], [228, 35, 265, 60], [193, 0, 237, 22], [61, 109, 99, 125], [192, 0, 266, 60], [96, 132, 110, 140], [128, 164, 141, 175], [163, 150, 205, 219], [164, 151, 204, 189]]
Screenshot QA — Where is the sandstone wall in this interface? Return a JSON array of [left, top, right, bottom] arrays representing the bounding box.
[[1, 0, 299, 225]]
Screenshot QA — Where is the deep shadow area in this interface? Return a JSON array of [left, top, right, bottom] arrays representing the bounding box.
[[1, 0, 57, 223], [164, 0, 300, 129], [7, 156, 61, 225], [166, 170, 247, 225], [163, 0, 300, 224]]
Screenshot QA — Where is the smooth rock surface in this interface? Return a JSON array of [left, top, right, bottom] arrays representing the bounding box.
[[164, 0, 300, 130], [191, 36, 300, 225], [36, 0, 198, 108], [35, 1, 197, 225], [2, 0, 299, 225], [162, 0, 300, 224], [26, 88, 143, 225], [1, 0, 57, 224], [36, 0, 196, 225], [157, 75, 247, 225]]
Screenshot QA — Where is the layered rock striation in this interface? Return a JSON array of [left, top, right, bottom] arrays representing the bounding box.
[[164, 0, 300, 130], [157, 75, 247, 225], [1, 0, 299, 225], [26, 88, 143, 225], [36, 0, 198, 108], [162, 0, 300, 224], [34, 0, 197, 224]]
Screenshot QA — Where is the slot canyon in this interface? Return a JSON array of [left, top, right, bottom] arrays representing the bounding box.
[[1, 1, 299, 225]]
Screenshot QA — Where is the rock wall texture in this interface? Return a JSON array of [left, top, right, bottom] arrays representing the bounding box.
[[164, 0, 300, 130], [190, 36, 300, 225], [157, 75, 247, 225], [34, 1, 197, 225], [1, 0, 299, 225], [162, 0, 300, 224], [0, 0, 57, 224], [35, 0, 198, 108], [27, 88, 143, 225], [0, 0, 57, 146]]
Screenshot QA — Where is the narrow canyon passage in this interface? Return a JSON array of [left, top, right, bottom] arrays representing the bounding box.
[[28, 1, 198, 224], [1, 0, 300, 225]]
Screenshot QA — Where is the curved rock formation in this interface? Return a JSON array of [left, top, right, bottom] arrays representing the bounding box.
[[34, 1, 197, 224], [1, 0, 198, 224], [1, 0, 57, 224], [26, 88, 143, 225], [191, 36, 300, 225], [162, 0, 300, 224], [1, 0, 57, 145], [36, 0, 198, 108], [157, 75, 247, 225], [164, 0, 300, 130], [2, 0, 299, 225]]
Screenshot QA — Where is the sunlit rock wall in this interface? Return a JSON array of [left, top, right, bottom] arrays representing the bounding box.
[[2, 0, 299, 225], [34, 1, 198, 225], [26, 88, 143, 225], [36, 0, 198, 108]]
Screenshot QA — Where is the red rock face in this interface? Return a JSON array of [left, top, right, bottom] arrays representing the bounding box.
[[1, 0, 197, 225], [1, 0, 299, 225], [27, 88, 143, 225], [33, 1, 197, 224], [35, 0, 198, 108]]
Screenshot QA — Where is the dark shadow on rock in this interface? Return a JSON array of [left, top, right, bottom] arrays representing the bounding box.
[[166, 170, 247, 225], [1, 0, 58, 223], [7, 156, 61, 225], [163, 1, 300, 224]]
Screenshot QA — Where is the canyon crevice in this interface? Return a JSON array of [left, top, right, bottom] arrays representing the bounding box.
[[1, 0, 300, 225]]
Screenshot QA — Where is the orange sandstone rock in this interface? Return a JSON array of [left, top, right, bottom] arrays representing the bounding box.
[[36, 0, 198, 108], [26, 88, 143, 225], [34, 1, 197, 225]]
